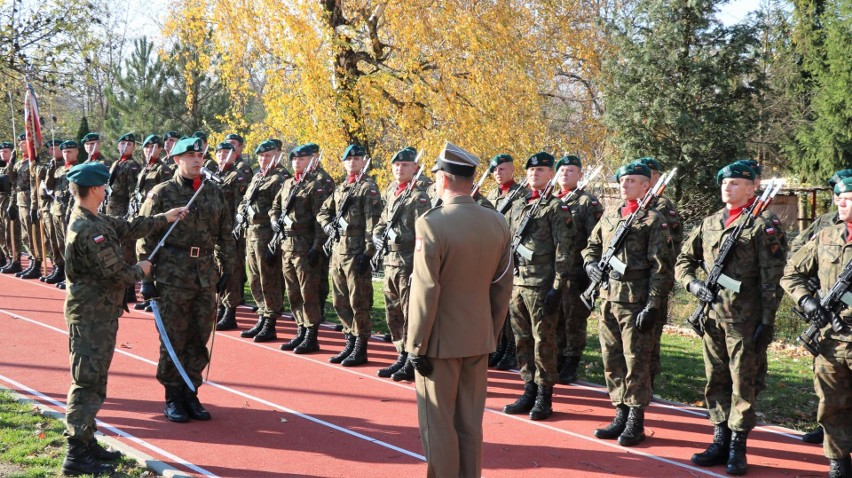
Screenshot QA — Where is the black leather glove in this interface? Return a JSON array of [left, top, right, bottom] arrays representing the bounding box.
[[372, 234, 384, 253], [7, 204, 18, 221], [688, 280, 715, 302], [584, 262, 603, 283], [543, 288, 561, 314], [410, 355, 433, 377], [216, 272, 231, 294], [307, 247, 321, 267], [29, 208, 38, 222], [140, 281, 159, 300], [234, 213, 245, 226], [634, 304, 657, 332], [323, 223, 337, 238], [799, 295, 830, 328], [753, 323, 773, 348], [271, 219, 282, 234], [355, 253, 371, 275]]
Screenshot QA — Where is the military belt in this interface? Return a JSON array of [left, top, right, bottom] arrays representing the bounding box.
[[517, 253, 555, 266], [388, 244, 413, 252], [284, 224, 311, 235], [609, 268, 650, 281], [164, 244, 213, 258]]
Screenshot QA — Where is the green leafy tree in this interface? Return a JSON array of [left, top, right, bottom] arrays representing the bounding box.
[[76, 116, 90, 161]]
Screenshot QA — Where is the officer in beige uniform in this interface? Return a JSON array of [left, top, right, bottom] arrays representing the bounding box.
[[407, 142, 513, 478]]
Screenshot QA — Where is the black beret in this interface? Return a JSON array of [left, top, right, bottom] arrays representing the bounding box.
[[216, 142, 235, 151], [118, 132, 136, 143], [224, 133, 244, 144], [525, 152, 555, 169], [163, 131, 181, 140], [81, 132, 100, 143], [555, 155, 582, 170], [192, 131, 208, 141], [616, 162, 652, 180]]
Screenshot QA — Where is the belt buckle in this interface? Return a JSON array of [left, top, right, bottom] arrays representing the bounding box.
[[189, 246, 200, 258]]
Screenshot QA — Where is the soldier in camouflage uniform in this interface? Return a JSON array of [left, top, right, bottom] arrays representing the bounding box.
[[0, 142, 16, 271], [317, 144, 383, 366], [485, 153, 527, 371], [781, 176, 852, 478], [236, 141, 288, 342], [162, 131, 180, 168], [106, 133, 142, 303], [503, 152, 575, 421], [36, 140, 61, 281], [676, 162, 786, 475], [137, 137, 235, 423], [372, 147, 431, 380], [224, 133, 256, 179], [210, 142, 250, 329], [10, 133, 44, 279], [583, 161, 673, 446], [62, 162, 182, 476], [553, 155, 604, 384], [222, 133, 255, 309], [81, 133, 110, 167], [43, 140, 78, 286], [270, 146, 330, 353]]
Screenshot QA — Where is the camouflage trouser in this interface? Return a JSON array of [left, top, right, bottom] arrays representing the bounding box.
[[383, 263, 413, 353], [19, 202, 42, 260], [39, 208, 56, 261], [702, 317, 760, 431], [330, 253, 373, 338], [246, 226, 283, 317], [65, 318, 118, 442], [282, 250, 322, 327], [557, 277, 591, 359], [50, 212, 66, 266], [0, 195, 9, 258], [154, 283, 216, 389], [814, 338, 852, 459], [754, 325, 775, 395], [650, 297, 670, 380], [221, 236, 246, 309], [599, 300, 654, 408], [510, 285, 558, 387], [320, 254, 331, 311]]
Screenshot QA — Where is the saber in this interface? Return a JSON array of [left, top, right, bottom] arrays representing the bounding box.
[[150, 300, 196, 392], [147, 167, 212, 261]]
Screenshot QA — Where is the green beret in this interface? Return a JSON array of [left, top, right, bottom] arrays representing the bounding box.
[[525, 152, 555, 169], [81, 132, 100, 143], [828, 169, 852, 188], [224, 133, 244, 144], [44, 139, 63, 148], [216, 142, 235, 151], [163, 131, 180, 140], [267, 138, 283, 150], [733, 159, 761, 176], [488, 154, 514, 172], [616, 162, 652, 181], [0, 142, 13, 150], [302, 143, 320, 155], [254, 140, 277, 155], [391, 147, 417, 163], [637, 156, 661, 171], [67, 162, 110, 186], [555, 155, 582, 170], [291, 145, 308, 158], [17, 133, 26, 142], [118, 133, 136, 143], [192, 131, 208, 141], [59, 140, 78, 150], [142, 135, 163, 148], [170, 137, 203, 157], [342, 144, 367, 160], [716, 162, 756, 185], [834, 177, 852, 195]]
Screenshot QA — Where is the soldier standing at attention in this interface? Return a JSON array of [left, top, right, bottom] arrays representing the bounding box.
[[485, 153, 526, 371], [161, 131, 180, 168], [237, 140, 288, 342], [107, 133, 142, 304], [11, 133, 43, 279], [554, 155, 603, 384], [224, 133, 256, 181], [43, 140, 79, 286], [583, 161, 673, 446], [81, 133, 110, 167], [676, 162, 785, 475], [0, 142, 18, 272], [137, 136, 234, 423], [372, 147, 431, 380], [222, 133, 254, 309], [62, 162, 183, 475], [406, 142, 513, 478], [318, 144, 383, 367], [503, 152, 575, 421], [38, 140, 62, 282], [781, 176, 852, 478]]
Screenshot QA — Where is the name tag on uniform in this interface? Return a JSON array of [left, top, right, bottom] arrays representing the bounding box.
[[516, 244, 534, 261], [387, 229, 398, 242], [283, 216, 294, 227], [339, 217, 349, 230], [607, 256, 627, 275], [246, 205, 256, 218]]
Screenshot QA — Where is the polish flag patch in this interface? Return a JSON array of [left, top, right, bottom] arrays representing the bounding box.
[[94, 235, 106, 244], [765, 227, 776, 235]]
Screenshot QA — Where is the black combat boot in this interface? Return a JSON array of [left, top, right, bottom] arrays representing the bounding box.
[[164, 387, 189, 423], [253, 316, 278, 342], [0, 251, 6, 268], [57, 280, 66, 289], [39, 263, 57, 282], [45, 264, 64, 284], [342, 336, 369, 366], [378, 352, 408, 378], [726, 430, 749, 476], [240, 316, 266, 338], [183, 388, 211, 421], [829, 456, 852, 478], [217, 307, 238, 330], [691, 423, 731, 466], [529, 385, 554, 421], [134, 300, 149, 310], [280, 325, 306, 351], [329, 334, 355, 363], [294, 326, 320, 354], [495, 338, 517, 371], [391, 356, 415, 381], [504, 382, 538, 415], [216, 304, 225, 323], [61, 438, 115, 476], [489, 333, 507, 367], [558, 355, 581, 384], [802, 425, 824, 444], [16, 259, 36, 277], [618, 407, 646, 446], [20, 260, 42, 279], [87, 439, 122, 461], [1, 259, 21, 274], [124, 285, 137, 303], [594, 404, 629, 439]]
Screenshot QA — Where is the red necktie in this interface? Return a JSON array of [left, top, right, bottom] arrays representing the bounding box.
[[500, 180, 514, 195], [192, 177, 202, 191], [621, 200, 639, 218], [395, 181, 409, 196]]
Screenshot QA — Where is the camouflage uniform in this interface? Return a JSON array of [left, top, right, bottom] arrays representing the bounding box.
[[64, 205, 168, 442], [35, 162, 57, 266], [106, 155, 143, 280], [427, 182, 493, 209], [84, 152, 111, 168], [209, 160, 249, 310], [675, 207, 785, 432], [648, 194, 683, 382], [314, 166, 336, 316], [781, 223, 852, 463], [10, 159, 42, 261], [0, 163, 13, 262], [137, 174, 234, 390], [583, 206, 673, 409], [791, 210, 839, 256], [45, 161, 74, 269], [486, 181, 527, 214]]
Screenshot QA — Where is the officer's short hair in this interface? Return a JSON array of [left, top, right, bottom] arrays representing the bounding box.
[[69, 182, 93, 199]]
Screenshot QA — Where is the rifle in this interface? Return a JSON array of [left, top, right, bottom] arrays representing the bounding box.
[[470, 167, 489, 196], [232, 152, 279, 239], [792, 259, 852, 356], [559, 164, 604, 205], [266, 152, 321, 256], [510, 175, 558, 261], [580, 168, 677, 311], [127, 146, 158, 219], [495, 178, 529, 215], [322, 158, 372, 257], [371, 152, 424, 271], [685, 178, 783, 336]]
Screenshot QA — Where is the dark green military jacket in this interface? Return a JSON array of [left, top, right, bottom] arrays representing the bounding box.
[[676, 206, 785, 325], [651, 195, 683, 256], [237, 168, 287, 227], [508, 192, 576, 289], [374, 180, 432, 268], [65, 205, 168, 324], [317, 176, 383, 257], [486, 180, 529, 216], [46, 162, 73, 217], [270, 173, 329, 253], [211, 162, 249, 221], [790, 210, 839, 256], [106, 155, 141, 217], [557, 187, 604, 276], [10, 158, 32, 209], [136, 160, 174, 203]]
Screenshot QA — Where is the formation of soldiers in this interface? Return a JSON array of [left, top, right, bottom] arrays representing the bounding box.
[[2, 130, 850, 478]]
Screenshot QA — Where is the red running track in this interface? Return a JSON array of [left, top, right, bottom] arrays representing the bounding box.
[[0, 269, 828, 477]]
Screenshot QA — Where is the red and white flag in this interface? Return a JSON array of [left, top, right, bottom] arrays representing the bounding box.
[[23, 83, 43, 163]]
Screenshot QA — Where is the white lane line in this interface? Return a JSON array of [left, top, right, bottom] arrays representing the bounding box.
[[0, 307, 426, 463], [0, 373, 218, 477]]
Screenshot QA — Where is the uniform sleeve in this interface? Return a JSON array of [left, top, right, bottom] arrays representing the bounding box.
[[215, 189, 236, 276], [551, 202, 576, 290], [373, 191, 390, 242], [581, 218, 604, 266], [647, 214, 674, 304], [406, 216, 441, 355], [663, 200, 684, 256], [490, 217, 513, 341], [45, 163, 57, 190], [269, 183, 284, 224], [674, 222, 704, 288], [780, 237, 819, 306], [76, 222, 145, 285], [103, 213, 169, 243], [755, 218, 787, 326], [135, 187, 163, 261], [316, 187, 336, 229], [582, 195, 604, 237], [363, 181, 383, 256]]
